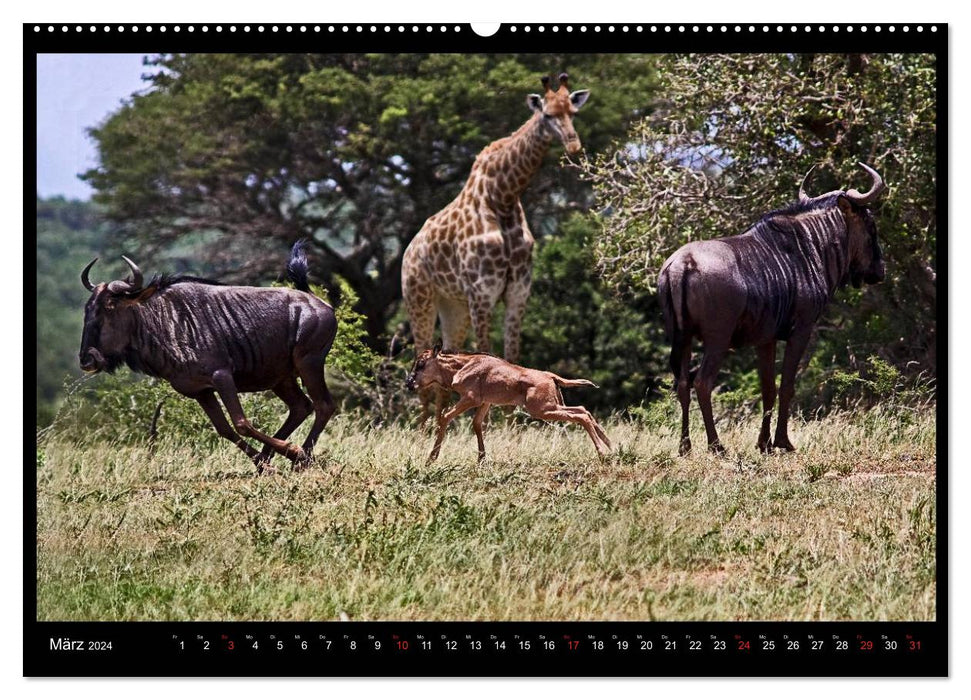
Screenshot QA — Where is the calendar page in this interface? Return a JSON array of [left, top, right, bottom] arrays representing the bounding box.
[[27, 21, 946, 677]]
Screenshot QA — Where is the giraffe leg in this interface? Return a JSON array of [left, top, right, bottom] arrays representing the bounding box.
[[469, 295, 497, 355], [403, 274, 439, 428], [439, 297, 471, 351], [431, 298, 471, 424], [502, 273, 532, 365]]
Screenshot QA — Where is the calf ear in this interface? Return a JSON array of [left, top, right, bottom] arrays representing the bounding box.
[[526, 94, 544, 114]]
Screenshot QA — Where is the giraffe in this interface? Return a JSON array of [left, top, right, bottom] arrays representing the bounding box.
[[401, 73, 591, 420]]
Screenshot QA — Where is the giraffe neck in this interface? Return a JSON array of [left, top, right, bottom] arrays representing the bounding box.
[[474, 114, 554, 212]]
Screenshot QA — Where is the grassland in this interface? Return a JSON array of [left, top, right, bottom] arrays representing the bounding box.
[[35, 401, 937, 622]]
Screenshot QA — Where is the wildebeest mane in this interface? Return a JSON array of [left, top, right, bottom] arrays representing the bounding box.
[[757, 192, 842, 228], [148, 273, 224, 291]]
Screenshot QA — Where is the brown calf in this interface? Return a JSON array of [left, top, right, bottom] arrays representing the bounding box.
[[405, 345, 611, 462]]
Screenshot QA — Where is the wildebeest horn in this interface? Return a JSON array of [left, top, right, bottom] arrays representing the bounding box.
[[81, 258, 98, 291], [122, 255, 144, 290], [798, 164, 817, 203], [844, 162, 886, 206], [107, 255, 144, 294]]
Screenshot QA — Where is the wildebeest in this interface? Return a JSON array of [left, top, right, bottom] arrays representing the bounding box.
[[405, 344, 611, 462], [79, 241, 337, 473], [658, 163, 887, 455]]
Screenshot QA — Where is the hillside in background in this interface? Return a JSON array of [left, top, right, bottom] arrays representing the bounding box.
[[36, 197, 107, 426]]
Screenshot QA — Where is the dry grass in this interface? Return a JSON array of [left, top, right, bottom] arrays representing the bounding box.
[[35, 401, 936, 622]]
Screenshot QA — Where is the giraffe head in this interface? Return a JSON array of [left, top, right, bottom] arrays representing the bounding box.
[[527, 73, 590, 155]]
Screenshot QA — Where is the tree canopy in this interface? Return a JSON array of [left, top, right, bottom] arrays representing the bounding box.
[[581, 53, 937, 380], [84, 53, 658, 342]]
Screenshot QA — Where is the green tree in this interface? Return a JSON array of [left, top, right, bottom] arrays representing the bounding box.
[[581, 53, 937, 393], [519, 213, 664, 414], [36, 197, 108, 426], [84, 53, 659, 346]]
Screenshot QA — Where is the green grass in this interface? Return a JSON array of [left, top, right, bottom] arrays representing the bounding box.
[[35, 402, 937, 622]]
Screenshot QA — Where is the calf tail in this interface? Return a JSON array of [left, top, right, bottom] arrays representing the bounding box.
[[287, 239, 311, 293], [551, 376, 599, 389]]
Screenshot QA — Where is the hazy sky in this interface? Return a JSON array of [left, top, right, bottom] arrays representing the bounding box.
[[36, 53, 150, 200]]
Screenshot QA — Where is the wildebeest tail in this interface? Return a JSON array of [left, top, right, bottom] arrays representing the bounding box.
[[659, 262, 687, 382], [287, 239, 311, 293]]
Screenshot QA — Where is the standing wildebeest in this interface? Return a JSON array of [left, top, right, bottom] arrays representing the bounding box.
[[79, 241, 337, 473], [405, 344, 611, 462], [658, 163, 887, 455]]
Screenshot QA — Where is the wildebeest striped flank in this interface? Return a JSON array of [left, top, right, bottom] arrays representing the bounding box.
[[79, 241, 337, 473], [658, 163, 887, 455]]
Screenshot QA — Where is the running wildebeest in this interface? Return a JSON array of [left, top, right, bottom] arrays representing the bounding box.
[[658, 163, 887, 455], [405, 344, 611, 462], [79, 241, 337, 473]]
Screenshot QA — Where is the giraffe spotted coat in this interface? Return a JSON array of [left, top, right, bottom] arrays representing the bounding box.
[[402, 74, 591, 368]]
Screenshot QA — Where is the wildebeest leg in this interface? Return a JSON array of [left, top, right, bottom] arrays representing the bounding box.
[[673, 334, 694, 456], [773, 331, 811, 452], [195, 390, 265, 471], [694, 345, 728, 454], [257, 377, 314, 467], [471, 403, 491, 462], [211, 369, 307, 463], [755, 342, 777, 453], [294, 355, 336, 467], [429, 395, 479, 462]]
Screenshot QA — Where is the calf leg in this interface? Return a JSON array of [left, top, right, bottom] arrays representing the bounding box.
[[694, 344, 728, 454], [294, 354, 336, 468], [429, 395, 479, 462], [195, 390, 265, 472], [471, 403, 491, 462], [257, 377, 314, 467], [211, 369, 307, 463], [755, 342, 777, 453], [525, 390, 610, 458], [774, 331, 812, 452]]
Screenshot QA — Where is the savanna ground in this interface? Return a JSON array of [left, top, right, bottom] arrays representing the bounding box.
[[35, 400, 936, 622]]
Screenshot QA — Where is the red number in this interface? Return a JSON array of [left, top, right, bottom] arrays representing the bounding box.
[[568, 641, 579, 651], [738, 640, 750, 651], [227, 641, 234, 651], [860, 640, 873, 651]]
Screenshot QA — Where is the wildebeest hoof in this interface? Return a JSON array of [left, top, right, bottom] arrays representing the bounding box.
[[256, 465, 278, 477], [678, 439, 692, 456], [773, 439, 796, 452], [708, 442, 727, 455], [757, 441, 772, 454]]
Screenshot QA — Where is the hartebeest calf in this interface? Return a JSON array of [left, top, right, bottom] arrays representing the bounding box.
[[405, 345, 611, 462]]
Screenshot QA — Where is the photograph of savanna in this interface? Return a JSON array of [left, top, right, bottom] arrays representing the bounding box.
[[35, 52, 937, 622]]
